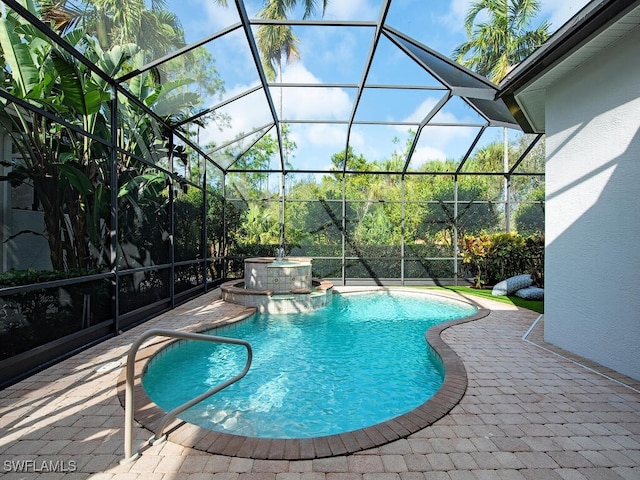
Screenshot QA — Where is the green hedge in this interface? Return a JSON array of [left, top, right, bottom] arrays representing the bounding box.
[[460, 232, 544, 288]]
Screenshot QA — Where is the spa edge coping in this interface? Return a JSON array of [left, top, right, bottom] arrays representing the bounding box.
[[220, 278, 334, 296], [244, 256, 312, 265]]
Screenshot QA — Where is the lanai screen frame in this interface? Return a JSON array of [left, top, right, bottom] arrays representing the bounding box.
[[0, 0, 544, 386]]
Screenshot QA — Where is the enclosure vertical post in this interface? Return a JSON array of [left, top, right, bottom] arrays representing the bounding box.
[[279, 171, 285, 250], [110, 88, 120, 332], [222, 172, 228, 279], [505, 174, 512, 233], [202, 163, 208, 291], [400, 177, 405, 286], [341, 175, 346, 285], [504, 127, 510, 232], [453, 175, 459, 286], [168, 135, 175, 309], [0, 134, 12, 271]]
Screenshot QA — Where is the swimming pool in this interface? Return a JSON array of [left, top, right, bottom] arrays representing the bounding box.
[[142, 290, 477, 439]]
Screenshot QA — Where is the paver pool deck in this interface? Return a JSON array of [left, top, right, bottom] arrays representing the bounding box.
[[1, 287, 639, 480]]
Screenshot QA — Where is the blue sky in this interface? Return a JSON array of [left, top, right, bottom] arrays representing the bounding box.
[[160, 0, 592, 173]]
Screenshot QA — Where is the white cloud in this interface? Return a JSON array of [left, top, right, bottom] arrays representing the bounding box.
[[303, 123, 348, 147], [400, 97, 443, 124], [420, 124, 477, 158], [187, 0, 241, 36], [279, 63, 353, 120], [395, 97, 479, 163], [286, 114, 350, 170], [324, 0, 379, 20], [399, 97, 468, 131], [198, 81, 274, 148], [411, 145, 447, 165], [198, 61, 354, 169], [445, 0, 474, 33]]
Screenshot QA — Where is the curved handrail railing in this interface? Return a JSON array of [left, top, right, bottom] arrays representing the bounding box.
[[121, 328, 252, 463]]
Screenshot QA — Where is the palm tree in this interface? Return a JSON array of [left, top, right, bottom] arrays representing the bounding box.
[[452, 0, 550, 83], [255, 1, 303, 82], [256, 0, 328, 81], [40, 0, 185, 58], [214, 0, 327, 250], [452, 0, 549, 232], [215, 0, 328, 81]]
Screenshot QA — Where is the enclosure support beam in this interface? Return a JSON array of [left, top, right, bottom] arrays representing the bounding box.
[[454, 176, 459, 286], [341, 177, 346, 285], [234, 0, 286, 174], [504, 128, 511, 232], [202, 162, 208, 292], [169, 158, 176, 309], [401, 179, 406, 286], [222, 174, 228, 279], [343, 0, 393, 175], [110, 89, 120, 333]]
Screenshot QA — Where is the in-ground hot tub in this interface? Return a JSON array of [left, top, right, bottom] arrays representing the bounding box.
[[221, 257, 333, 313], [245, 257, 312, 293]]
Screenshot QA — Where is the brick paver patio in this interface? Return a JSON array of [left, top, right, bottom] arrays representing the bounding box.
[[1, 287, 639, 479]]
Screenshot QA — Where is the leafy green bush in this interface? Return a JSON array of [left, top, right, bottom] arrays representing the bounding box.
[[0, 269, 112, 360], [461, 232, 544, 288], [460, 234, 492, 288]]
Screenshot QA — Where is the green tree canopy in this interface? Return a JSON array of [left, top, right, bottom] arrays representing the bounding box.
[[452, 0, 550, 82], [514, 185, 544, 235], [41, 0, 186, 58]]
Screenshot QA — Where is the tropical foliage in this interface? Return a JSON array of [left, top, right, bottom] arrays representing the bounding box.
[[0, 0, 213, 273], [452, 0, 550, 83], [0, 6, 122, 270], [461, 231, 544, 288], [40, 0, 186, 58], [514, 185, 544, 235], [217, 127, 543, 282], [0, 0, 547, 364]]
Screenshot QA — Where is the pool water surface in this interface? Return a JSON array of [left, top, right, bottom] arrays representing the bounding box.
[[142, 290, 477, 438]]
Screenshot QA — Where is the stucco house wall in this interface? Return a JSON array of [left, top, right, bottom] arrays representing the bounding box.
[[0, 131, 52, 272], [544, 25, 640, 380]]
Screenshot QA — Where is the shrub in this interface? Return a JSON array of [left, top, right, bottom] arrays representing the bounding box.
[[460, 232, 544, 288], [460, 234, 492, 288], [0, 269, 112, 359]]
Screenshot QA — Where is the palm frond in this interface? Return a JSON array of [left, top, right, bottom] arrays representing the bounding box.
[[453, 0, 549, 82]]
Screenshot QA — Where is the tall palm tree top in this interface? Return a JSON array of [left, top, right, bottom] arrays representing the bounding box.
[[452, 0, 550, 83], [215, 0, 327, 18], [215, 0, 328, 81]]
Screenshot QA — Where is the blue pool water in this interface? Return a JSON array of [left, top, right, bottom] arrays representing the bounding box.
[[142, 291, 477, 438]]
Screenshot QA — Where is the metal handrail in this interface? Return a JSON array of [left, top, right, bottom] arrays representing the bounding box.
[[121, 328, 252, 463]]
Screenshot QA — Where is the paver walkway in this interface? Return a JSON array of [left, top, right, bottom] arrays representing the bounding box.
[[1, 287, 639, 480]]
